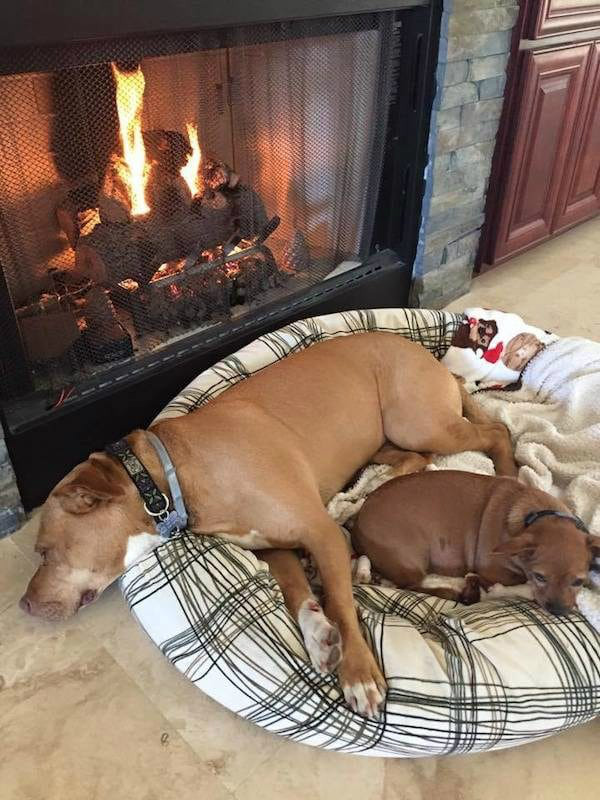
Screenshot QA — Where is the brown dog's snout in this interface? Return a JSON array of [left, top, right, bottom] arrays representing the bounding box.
[[19, 593, 65, 620], [19, 566, 90, 620], [19, 595, 32, 615]]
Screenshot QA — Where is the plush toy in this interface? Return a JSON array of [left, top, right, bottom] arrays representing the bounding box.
[[442, 307, 558, 388]]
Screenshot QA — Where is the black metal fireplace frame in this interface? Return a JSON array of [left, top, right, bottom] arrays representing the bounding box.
[[0, 0, 441, 508]]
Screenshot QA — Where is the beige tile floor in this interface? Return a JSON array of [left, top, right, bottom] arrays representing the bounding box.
[[2, 218, 600, 799]]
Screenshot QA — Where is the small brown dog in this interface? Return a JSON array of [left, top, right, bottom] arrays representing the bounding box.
[[21, 332, 517, 717], [352, 470, 600, 614]]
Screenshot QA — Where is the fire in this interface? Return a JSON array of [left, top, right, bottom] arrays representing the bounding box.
[[180, 122, 202, 197], [111, 62, 150, 216]]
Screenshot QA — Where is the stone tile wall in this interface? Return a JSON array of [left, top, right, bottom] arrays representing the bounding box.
[[411, 0, 520, 307], [0, 429, 24, 537]]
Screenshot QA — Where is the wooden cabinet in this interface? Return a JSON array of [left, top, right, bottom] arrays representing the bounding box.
[[490, 44, 591, 262], [533, 1, 600, 38], [553, 43, 600, 230], [481, 0, 600, 269]]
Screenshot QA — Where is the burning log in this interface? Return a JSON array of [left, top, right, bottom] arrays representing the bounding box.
[[196, 157, 268, 240], [83, 158, 271, 291], [55, 183, 101, 249], [144, 129, 191, 174], [99, 153, 135, 224], [82, 286, 133, 363], [18, 307, 81, 362], [144, 129, 195, 220], [147, 170, 192, 220], [98, 128, 199, 224], [76, 221, 152, 285]]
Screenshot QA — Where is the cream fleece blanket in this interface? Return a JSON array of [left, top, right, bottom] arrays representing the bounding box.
[[325, 337, 600, 630]]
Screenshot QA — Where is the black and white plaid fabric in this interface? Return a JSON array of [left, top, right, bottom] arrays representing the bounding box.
[[120, 309, 600, 756]]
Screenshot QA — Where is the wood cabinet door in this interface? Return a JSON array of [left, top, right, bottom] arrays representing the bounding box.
[[490, 44, 591, 263], [533, 1, 600, 38], [553, 43, 600, 232]]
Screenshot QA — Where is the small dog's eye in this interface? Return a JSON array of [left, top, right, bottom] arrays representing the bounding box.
[[571, 578, 584, 587], [533, 572, 547, 583], [38, 548, 48, 564]]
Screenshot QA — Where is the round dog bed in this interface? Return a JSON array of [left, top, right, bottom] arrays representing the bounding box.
[[120, 309, 600, 756]]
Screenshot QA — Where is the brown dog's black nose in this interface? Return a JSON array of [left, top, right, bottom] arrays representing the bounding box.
[[545, 601, 568, 616]]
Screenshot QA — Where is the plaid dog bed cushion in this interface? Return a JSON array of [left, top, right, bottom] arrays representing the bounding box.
[[120, 309, 600, 756]]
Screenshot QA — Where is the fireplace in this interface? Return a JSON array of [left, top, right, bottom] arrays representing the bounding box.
[[0, 1, 441, 508]]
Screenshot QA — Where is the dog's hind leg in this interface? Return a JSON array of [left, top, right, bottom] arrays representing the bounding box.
[[457, 380, 496, 426], [371, 444, 431, 475], [384, 410, 517, 477], [259, 548, 342, 675]]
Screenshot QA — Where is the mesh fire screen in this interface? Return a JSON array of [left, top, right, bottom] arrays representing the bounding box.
[[0, 14, 397, 402]]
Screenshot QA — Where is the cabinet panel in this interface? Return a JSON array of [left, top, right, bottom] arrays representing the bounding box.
[[533, 1, 600, 38], [554, 43, 600, 231], [491, 44, 591, 263]]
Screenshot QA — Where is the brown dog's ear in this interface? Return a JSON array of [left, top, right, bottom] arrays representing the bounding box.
[[493, 532, 536, 558], [54, 460, 123, 514]]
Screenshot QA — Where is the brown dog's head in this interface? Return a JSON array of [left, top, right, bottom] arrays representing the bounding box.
[[20, 453, 155, 621], [495, 518, 600, 615]]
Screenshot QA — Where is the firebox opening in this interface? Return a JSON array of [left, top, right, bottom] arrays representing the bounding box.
[[0, 19, 392, 414], [0, 3, 441, 445]]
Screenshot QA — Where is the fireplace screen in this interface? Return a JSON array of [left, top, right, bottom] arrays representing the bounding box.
[[0, 14, 403, 409]]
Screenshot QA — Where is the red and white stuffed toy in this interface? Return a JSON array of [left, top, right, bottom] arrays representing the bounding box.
[[443, 307, 557, 388]]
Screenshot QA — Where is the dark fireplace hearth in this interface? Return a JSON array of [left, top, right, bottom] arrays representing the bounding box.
[[0, 1, 441, 508]]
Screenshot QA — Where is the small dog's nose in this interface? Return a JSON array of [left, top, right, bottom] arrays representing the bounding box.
[[19, 595, 32, 615], [545, 601, 568, 616]]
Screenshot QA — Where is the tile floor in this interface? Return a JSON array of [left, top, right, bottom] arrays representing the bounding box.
[[2, 218, 600, 799]]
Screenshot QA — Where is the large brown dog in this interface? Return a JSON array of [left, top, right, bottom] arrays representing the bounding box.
[[20, 332, 516, 717], [352, 470, 600, 613]]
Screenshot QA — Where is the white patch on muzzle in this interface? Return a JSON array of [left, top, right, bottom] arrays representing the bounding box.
[[124, 532, 163, 569]]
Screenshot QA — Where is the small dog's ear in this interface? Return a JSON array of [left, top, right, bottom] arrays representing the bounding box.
[[54, 460, 123, 514], [493, 532, 536, 557]]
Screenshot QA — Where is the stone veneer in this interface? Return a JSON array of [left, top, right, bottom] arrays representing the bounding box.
[[411, 0, 519, 307], [0, 0, 519, 534], [0, 429, 24, 537]]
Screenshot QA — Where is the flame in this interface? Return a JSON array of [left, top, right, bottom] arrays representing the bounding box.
[[180, 122, 202, 197], [111, 62, 150, 216]]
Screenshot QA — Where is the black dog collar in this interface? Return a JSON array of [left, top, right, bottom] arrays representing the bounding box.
[[524, 509, 588, 533], [106, 437, 187, 539]]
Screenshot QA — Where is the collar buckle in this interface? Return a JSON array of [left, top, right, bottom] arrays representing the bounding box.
[[143, 492, 170, 522]]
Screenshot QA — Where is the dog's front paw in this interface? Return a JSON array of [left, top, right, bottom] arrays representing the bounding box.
[[298, 599, 342, 674], [486, 582, 533, 600], [338, 644, 387, 719], [353, 555, 372, 584], [459, 572, 481, 605]]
